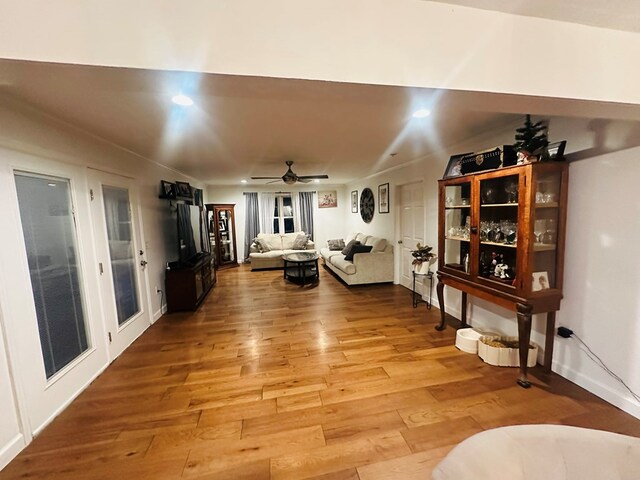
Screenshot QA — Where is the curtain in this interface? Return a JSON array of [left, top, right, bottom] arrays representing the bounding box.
[[291, 193, 302, 233], [298, 191, 314, 240], [244, 192, 259, 261], [259, 192, 276, 234]]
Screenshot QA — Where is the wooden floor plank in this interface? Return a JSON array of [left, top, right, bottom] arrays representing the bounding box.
[[2, 264, 640, 479]]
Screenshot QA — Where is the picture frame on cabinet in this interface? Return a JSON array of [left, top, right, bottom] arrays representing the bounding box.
[[378, 183, 389, 213], [160, 180, 176, 198], [351, 190, 358, 213], [443, 153, 471, 179], [532, 271, 550, 291]]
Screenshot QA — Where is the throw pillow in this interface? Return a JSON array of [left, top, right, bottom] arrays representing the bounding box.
[[344, 244, 373, 261], [341, 239, 360, 255], [327, 239, 345, 251], [291, 234, 309, 250], [254, 237, 270, 252]]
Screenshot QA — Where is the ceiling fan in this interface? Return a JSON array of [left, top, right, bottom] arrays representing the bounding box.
[[251, 161, 329, 185]]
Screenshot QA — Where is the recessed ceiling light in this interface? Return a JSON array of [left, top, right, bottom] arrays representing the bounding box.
[[47, 183, 56, 187], [171, 94, 194, 106], [314, 179, 320, 183], [412, 108, 431, 118], [240, 179, 247, 184]]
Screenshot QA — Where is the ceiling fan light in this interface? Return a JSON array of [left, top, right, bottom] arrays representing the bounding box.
[[283, 177, 296, 185]]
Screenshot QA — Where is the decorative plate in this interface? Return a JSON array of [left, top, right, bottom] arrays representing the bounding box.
[[360, 188, 375, 223]]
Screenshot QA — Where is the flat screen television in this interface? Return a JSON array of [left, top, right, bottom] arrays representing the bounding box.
[[177, 204, 205, 264]]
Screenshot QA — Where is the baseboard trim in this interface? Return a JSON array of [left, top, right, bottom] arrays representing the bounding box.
[[0, 433, 26, 470], [152, 304, 166, 323], [553, 361, 640, 419]]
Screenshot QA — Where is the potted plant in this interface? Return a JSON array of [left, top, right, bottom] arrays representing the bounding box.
[[514, 114, 549, 164], [411, 243, 436, 274]]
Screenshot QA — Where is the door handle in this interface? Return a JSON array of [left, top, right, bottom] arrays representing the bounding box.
[[140, 260, 148, 267], [139, 250, 145, 256], [398, 240, 403, 244]]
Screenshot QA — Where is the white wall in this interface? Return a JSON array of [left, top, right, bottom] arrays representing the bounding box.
[[1, 1, 640, 107], [0, 94, 202, 466], [205, 184, 346, 261]]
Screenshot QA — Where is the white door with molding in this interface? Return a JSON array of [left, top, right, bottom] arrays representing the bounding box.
[[88, 169, 151, 360], [399, 182, 425, 292]]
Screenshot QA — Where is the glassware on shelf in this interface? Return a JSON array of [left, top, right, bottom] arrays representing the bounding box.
[[534, 219, 547, 243], [542, 218, 557, 244], [504, 179, 518, 203], [480, 220, 491, 241], [445, 196, 453, 207], [502, 220, 517, 245]]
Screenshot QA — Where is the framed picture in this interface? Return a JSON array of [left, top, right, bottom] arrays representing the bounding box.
[[318, 190, 338, 208], [443, 153, 471, 179], [378, 183, 389, 213], [545, 141, 567, 161], [160, 180, 176, 198], [351, 190, 358, 213], [532, 271, 550, 291], [218, 220, 226, 232], [175, 181, 192, 197]]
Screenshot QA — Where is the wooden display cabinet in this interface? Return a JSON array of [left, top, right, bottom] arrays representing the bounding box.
[[436, 162, 568, 387], [207, 204, 239, 270]]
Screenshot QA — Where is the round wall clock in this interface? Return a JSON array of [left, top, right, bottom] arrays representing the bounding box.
[[360, 188, 375, 223]]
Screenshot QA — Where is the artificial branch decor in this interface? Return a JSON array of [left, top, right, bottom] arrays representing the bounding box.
[[514, 114, 548, 163]]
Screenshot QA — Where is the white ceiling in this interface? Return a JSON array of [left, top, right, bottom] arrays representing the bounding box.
[[428, 0, 640, 33], [0, 59, 639, 185]]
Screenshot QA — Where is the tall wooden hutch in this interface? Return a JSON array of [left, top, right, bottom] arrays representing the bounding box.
[[436, 162, 568, 387], [207, 204, 239, 269]]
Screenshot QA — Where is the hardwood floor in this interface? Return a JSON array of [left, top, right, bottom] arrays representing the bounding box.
[[3, 264, 640, 479]]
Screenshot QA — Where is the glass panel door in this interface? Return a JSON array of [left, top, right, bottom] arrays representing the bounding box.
[[478, 174, 519, 290], [102, 186, 140, 325], [443, 181, 471, 273], [217, 208, 235, 264], [531, 170, 561, 292], [14, 173, 90, 379]]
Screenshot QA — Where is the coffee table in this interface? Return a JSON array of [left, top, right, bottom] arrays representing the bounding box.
[[282, 252, 319, 284]]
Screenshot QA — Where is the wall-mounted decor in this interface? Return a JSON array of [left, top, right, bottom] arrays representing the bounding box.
[[378, 183, 389, 213], [318, 190, 338, 208], [160, 180, 176, 199], [360, 188, 375, 223], [351, 190, 358, 213], [175, 181, 192, 197]]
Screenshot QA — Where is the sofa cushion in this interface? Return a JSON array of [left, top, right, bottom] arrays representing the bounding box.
[[320, 247, 341, 262], [341, 239, 360, 255], [329, 255, 357, 275], [327, 239, 345, 251], [344, 244, 372, 261], [355, 233, 370, 244], [281, 232, 302, 250], [365, 236, 387, 253], [250, 250, 283, 259], [258, 233, 283, 251], [291, 234, 310, 250], [253, 237, 271, 252], [345, 232, 358, 243]]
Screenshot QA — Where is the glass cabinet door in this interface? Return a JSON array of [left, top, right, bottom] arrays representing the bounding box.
[[477, 173, 520, 291], [529, 169, 562, 293], [217, 208, 235, 264], [442, 181, 472, 274]]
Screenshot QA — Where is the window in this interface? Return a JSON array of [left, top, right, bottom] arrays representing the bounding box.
[[273, 194, 294, 233]]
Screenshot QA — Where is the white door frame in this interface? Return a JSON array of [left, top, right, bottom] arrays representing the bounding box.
[[0, 152, 109, 435], [87, 168, 152, 360]]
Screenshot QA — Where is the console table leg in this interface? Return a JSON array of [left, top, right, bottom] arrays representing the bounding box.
[[461, 292, 469, 328], [516, 303, 533, 388], [544, 311, 556, 373], [435, 279, 446, 331]]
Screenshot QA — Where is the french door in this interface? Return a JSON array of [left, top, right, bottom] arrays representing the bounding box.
[[88, 169, 151, 359], [1, 161, 108, 434]]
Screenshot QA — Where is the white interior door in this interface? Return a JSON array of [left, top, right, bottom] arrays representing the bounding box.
[[88, 169, 151, 359], [399, 182, 425, 291], [0, 161, 108, 434]]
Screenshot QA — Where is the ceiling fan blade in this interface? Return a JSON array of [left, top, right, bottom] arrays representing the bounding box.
[[297, 175, 329, 180], [251, 176, 282, 179], [297, 178, 311, 183], [266, 179, 282, 184]]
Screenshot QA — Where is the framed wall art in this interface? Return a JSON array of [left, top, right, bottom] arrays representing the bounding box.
[[378, 183, 389, 213], [443, 153, 471, 179], [351, 190, 358, 213], [318, 190, 338, 208]]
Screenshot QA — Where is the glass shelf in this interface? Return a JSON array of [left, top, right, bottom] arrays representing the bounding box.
[[481, 241, 517, 249], [445, 205, 471, 209], [481, 203, 519, 208], [445, 236, 470, 242], [534, 202, 559, 208]]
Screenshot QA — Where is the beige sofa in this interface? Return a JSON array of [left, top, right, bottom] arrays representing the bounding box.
[[249, 231, 316, 270], [319, 233, 394, 285]]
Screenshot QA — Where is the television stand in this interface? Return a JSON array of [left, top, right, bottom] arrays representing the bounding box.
[[165, 253, 215, 312]]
